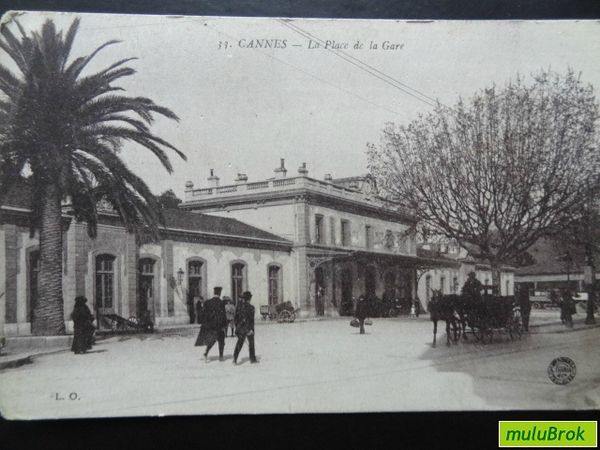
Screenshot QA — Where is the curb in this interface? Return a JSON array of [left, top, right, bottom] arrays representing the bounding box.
[[0, 348, 69, 371]]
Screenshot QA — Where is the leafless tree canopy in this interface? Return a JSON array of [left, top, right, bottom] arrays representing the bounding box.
[[368, 70, 600, 282]]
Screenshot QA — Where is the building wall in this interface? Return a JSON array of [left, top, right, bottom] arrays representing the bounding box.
[[307, 204, 415, 254], [171, 241, 294, 310], [1, 218, 292, 336]]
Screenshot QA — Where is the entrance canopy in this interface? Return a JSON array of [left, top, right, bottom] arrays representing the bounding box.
[[309, 248, 460, 270]]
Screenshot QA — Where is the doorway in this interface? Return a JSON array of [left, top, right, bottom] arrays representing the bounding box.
[[365, 266, 376, 298], [138, 258, 156, 326], [341, 268, 353, 316], [314, 266, 325, 316]]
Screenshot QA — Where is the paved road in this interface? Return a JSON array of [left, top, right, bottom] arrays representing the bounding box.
[[0, 316, 598, 419]]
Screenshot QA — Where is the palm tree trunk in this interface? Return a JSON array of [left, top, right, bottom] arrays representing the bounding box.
[[32, 183, 66, 335]]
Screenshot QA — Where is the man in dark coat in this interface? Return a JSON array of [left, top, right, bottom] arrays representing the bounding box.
[[354, 295, 369, 334], [200, 287, 227, 362], [516, 285, 531, 332], [233, 291, 258, 364]]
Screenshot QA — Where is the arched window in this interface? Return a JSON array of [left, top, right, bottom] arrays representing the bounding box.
[[96, 254, 116, 313], [231, 262, 246, 305], [268, 265, 282, 305]]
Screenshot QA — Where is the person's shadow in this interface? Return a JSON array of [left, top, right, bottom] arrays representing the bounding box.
[[205, 354, 233, 363], [77, 349, 108, 354], [235, 356, 261, 365]]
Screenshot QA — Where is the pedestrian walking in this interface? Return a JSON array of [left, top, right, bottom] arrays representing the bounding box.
[[233, 291, 258, 364], [197, 287, 227, 362], [71, 296, 95, 354], [224, 297, 236, 337], [560, 289, 575, 328], [354, 295, 369, 334]]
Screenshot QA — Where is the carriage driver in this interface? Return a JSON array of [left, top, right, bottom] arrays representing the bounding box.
[[461, 271, 483, 302]]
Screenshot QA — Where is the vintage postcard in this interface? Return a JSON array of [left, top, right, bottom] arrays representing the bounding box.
[[0, 11, 599, 420]]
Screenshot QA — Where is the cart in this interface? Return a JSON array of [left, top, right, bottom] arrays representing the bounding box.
[[260, 302, 298, 322], [99, 313, 154, 333]]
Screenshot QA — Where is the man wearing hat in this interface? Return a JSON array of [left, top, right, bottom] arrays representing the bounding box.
[[200, 286, 227, 362], [233, 291, 258, 364]]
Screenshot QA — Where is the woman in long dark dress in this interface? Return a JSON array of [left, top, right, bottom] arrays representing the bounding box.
[[71, 296, 95, 354]]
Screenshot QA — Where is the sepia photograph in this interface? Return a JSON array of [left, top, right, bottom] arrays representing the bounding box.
[[0, 10, 599, 421]]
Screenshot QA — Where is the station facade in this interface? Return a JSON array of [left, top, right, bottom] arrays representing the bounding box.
[[180, 159, 452, 317]]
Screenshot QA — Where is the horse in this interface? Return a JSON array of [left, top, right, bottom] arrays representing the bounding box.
[[428, 290, 463, 347]]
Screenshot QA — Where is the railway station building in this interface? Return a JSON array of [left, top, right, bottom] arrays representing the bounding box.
[[1, 158, 458, 337]]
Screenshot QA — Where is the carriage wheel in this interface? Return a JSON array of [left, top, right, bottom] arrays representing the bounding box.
[[278, 310, 292, 323], [448, 319, 461, 343]]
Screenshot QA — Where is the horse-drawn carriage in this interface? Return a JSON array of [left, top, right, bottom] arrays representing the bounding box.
[[260, 301, 299, 323], [429, 291, 523, 347]]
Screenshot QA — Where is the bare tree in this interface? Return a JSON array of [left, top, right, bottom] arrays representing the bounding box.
[[368, 70, 600, 291]]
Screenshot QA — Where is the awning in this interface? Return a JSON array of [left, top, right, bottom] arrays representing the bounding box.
[[305, 245, 460, 269], [347, 250, 461, 269]]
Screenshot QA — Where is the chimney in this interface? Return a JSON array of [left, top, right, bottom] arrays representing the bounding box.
[[207, 169, 220, 187], [274, 158, 287, 179], [324, 173, 332, 182], [298, 162, 309, 177], [235, 173, 248, 184]]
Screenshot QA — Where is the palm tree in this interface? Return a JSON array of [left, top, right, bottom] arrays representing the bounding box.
[[0, 18, 186, 335]]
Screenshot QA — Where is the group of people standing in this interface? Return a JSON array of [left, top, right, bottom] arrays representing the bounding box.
[[194, 286, 258, 365]]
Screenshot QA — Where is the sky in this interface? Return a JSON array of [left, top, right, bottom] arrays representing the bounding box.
[[3, 12, 600, 198]]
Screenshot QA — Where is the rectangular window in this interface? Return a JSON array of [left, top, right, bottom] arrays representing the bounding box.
[[341, 220, 350, 247], [365, 225, 372, 249], [440, 276, 445, 294], [315, 214, 324, 244]]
